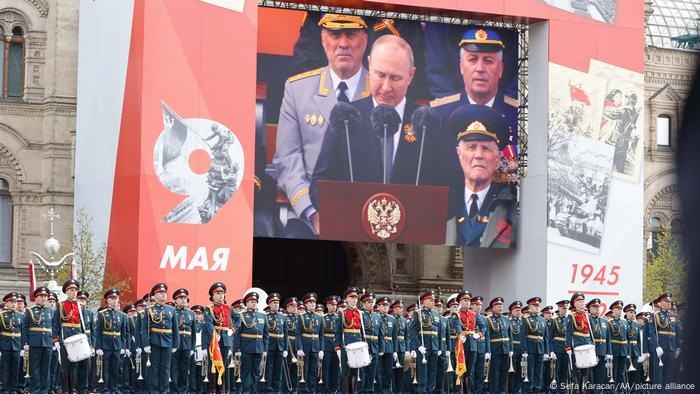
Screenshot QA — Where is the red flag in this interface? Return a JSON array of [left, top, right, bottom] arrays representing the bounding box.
[[28, 261, 36, 302], [455, 332, 467, 384], [209, 331, 225, 385], [569, 83, 591, 105]]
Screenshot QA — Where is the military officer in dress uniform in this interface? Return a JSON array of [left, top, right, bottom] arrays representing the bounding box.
[[284, 297, 300, 394], [444, 105, 518, 248], [587, 298, 612, 394], [295, 293, 323, 393], [608, 300, 630, 393], [358, 292, 383, 393], [508, 300, 524, 394], [234, 292, 268, 393], [376, 296, 397, 394], [22, 286, 54, 394], [142, 283, 180, 394], [409, 291, 443, 393], [429, 27, 518, 144], [122, 304, 138, 393], [520, 297, 549, 394], [262, 293, 286, 394], [623, 304, 643, 390], [274, 13, 370, 238], [321, 296, 340, 394], [432, 298, 450, 394], [390, 299, 408, 394], [134, 296, 149, 394], [646, 292, 678, 390], [549, 300, 569, 394], [171, 288, 195, 394], [485, 297, 512, 394], [202, 282, 235, 394], [15, 293, 28, 393], [472, 295, 490, 394], [76, 290, 95, 394], [189, 305, 205, 394], [1, 292, 23, 394], [46, 291, 61, 394], [541, 306, 554, 391], [335, 288, 363, 393], [54, 279, 90, 393], [94, 288, 128, 394], [565, 293, 594, 392]]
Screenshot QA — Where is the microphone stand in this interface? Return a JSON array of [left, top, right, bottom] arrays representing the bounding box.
[[344, 119, 354, 182], [383, 124, 388, 184], [415, 124, 427, 186]]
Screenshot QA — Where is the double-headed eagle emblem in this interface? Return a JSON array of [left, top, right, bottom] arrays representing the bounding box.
[[366, 197, 402, 240]]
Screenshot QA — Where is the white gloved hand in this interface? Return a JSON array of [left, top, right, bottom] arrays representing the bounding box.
[[550, 352, 557, 360], [120, 349, 126, 355], [235, 351, 242, 358], [508, 351, 514, 357], [20, 350, 24, 357], [144, 346, 151, 354], [522, 353, 528, 359], [23, 344, 29, 352], [437, 350, 442, 356], [675, 348, 681, 359], [96, 349, 104, 356], [410, 351, 417, 359], [379, 352, 385, 357], [543, 354, 550, 361], [190, 350, 194, 356], [393, 352, 399, 362], [297, 349, 305, 358], [283, 350, 289, 358], [136, 348, 142, 355], [418, 346, 426, 355], [656, 346, 663, 358], [263, 351, 268, 357], [460, 335, 466, 343], [172, 348, 177, 353], [90, 348, 95, 357], [605, 354, 613, 361], [404, 351, 410, 359], [54, 342, 60, 352], [566, 349, 572, 356], [446, 351, 451, 358], [485, 352, 491, 361], [318, 351, 324, 360], [637, 356, 645, 364], [126, 350, 131, 357], [336, 349, 341, 360], [643, 352, 650, 359]]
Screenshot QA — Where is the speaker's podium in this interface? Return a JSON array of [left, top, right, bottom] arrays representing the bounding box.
[[316, 180, 449, 244]]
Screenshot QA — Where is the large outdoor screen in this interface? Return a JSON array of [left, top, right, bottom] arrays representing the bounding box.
[[254, 8, 522, 248]]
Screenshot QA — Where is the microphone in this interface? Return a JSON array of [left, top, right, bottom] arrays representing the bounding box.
[[410, 106, 441, 185], [329, 102, 361, 182], [371, 104, 401, 184]]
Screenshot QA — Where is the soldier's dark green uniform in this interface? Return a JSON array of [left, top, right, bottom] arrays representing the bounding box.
[[95, 288, 129, 394], [171, 288, 195, 394], [623, 304, 643, 390], [486, 297, 512, 394], [608, 300, 630, 394], [587, 299, 612, 394], [1, 292, 24, 394], [376, 296, 398, 394], [391, 300, 408, 394], [261, 293, 287, 394], [509, 301, 524, 394], [22, 287, 54, 394], [295, 292, 323, 393], [520, 297, 549, 394], [548, 301, 569, 394], [409, 291, 443, 393], [646, 292, 678, 389], [234, 291, 268, 394], [359, 292, 384, 393], [433, 298, 450, 394], [321, 296, 340, 394], [76, 290, 95, 394], [473, 296, 490, 394], [53, 280, 90, 393], [142, 283, 180, 394], [284, 297, 301, 394]]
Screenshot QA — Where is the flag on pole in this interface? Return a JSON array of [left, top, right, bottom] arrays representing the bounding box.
[[455, 332, 467, 385], [569, 82, 591, 105], [209, 331, 225, 385], [28, 261, 36, 302]]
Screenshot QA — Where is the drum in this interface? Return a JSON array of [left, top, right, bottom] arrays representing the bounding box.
[[64, 333, 91, 362], [345, 341, 371, 368], [574, 344, 598, 369]]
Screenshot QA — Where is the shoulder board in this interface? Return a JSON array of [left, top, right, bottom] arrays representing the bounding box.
[[287, 67, 323, 83], [429, 93, 460, 108], [504, 95, 519, 108], [98, 309, 110, 314]]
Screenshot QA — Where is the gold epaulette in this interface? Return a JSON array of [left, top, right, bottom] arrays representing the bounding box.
[[504, 95, 519, 108], [287, 67, 323, 83], [98, 309, 110, 314], [429, 93, 460, 108]]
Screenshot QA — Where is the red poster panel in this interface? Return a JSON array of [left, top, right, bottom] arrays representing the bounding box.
[[107, 0, 256, 304]]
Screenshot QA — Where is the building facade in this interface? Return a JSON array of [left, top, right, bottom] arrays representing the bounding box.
[[0, 0, 77, 294]]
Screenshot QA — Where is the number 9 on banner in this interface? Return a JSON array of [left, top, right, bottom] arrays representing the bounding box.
[[154, 101, 244, 224]]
